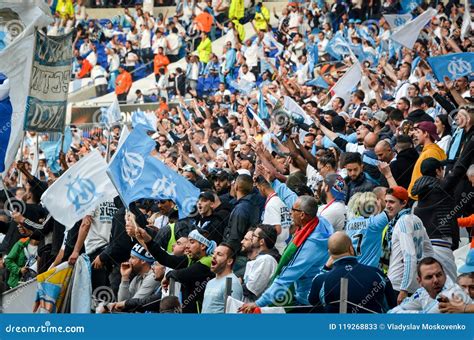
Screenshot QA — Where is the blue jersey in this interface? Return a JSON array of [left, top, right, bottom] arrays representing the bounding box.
[[344, 212, 389, 267]]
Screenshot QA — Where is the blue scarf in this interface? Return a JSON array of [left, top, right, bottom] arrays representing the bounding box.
[[448, 127, 463, 160]]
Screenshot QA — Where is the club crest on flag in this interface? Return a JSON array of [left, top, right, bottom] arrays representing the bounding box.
[[447, 57, 472, 79], [66, 175, 97, 212], [152, 175, 177, 198], [394, 17, 408, 26], [121, 151, 145, 187]]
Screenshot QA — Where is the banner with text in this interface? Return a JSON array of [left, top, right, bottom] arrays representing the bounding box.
[[24, 30, 73, 132]]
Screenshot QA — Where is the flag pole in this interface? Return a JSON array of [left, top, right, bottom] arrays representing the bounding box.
[[106, 126, 112, 163], [0, 175, 13, 214]]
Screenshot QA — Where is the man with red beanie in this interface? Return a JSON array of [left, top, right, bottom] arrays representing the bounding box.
[[384, 186, 434, 305]]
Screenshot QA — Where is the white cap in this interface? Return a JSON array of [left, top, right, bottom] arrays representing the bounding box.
[[236, 169, 251, 176]]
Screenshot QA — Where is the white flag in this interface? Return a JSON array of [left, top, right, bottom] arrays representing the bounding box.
[[390, 7, 437, 49], [461, 0, 472, 41], [383, 14, 412, 29], [104, 97, 122, 127], [41, 150, 118, 229], [330, 61, 363, 105], [283, 96, 313, 126]]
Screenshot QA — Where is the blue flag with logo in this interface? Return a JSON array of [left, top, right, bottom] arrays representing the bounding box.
[[427, 52, 474, 81], [131, 110, 157, 131], [325, 35, 351, 60], [107, 126, 200, 218], [401, 0, 422, 13], [40, 127, 73, 173]]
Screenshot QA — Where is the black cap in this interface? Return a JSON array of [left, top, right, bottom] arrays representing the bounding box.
[[331, 115, 346, 133], [239, 153, 256, 163], [198, 191, 215, 202], [420, 157, 447, 177], [214, 169, 230, 180]]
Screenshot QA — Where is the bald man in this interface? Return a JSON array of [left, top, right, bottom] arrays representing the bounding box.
[[308, 232, 397, 313], [374, 140, 394, 163]]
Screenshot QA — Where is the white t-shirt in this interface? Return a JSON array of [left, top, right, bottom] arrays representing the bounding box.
[[140, 29, 151, 49], [317, 201, 346, 231], [84, 200, 117, 255], [243, 253, 277, 302], [262, 194, 292, 254]]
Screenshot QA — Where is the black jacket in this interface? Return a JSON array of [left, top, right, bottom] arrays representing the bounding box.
[[223, 194, 261, 253], [390, 147, 419, 189], [411, 176, 459, 247], [345, 173, 376, 204], [407, 109, 434, 124], [123, 289, 162, 313], [195, 203, 231, 244], [308, 256, 397, 313], [145, 239, 214, 313], [99, 206, 134, 268]]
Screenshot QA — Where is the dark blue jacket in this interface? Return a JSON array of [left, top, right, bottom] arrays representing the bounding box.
[[223, 193, 261, 253], [308, 256, 397, 313]]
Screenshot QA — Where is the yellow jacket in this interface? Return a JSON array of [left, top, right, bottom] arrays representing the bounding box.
[[233, 20, 246, 42], [408, 143, 447, 200], [254, 6, 270, 31], [197, 37, 212, 63], [229, 0, 244, 20], [56, 0, 74, 19]]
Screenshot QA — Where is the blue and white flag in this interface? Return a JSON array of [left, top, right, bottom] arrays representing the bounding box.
[[131, 110, 157, 131], [283, 96, 314, 126], [427, 52, 474, 81], [39, 126, 73, 173], [258, 88, 269, 120], [0, 2, 51, 175], [400, 0, 422, 13], [325, 35, 351, 60], [390, 7, 437, 49], [107, 126, 200, 218], [41, 150, 118, 229], [101, 97, 122, 127], [24, 30, 73, 132], [306, 76, 329, 88], [247, 106, 269, 133], [384, 14, 413, 29]]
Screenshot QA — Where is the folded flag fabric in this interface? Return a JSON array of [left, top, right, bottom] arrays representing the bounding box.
[[390, 7, 437, 49], [34, 262, 73, 313]]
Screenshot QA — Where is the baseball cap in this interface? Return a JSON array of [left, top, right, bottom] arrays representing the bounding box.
[[198, 191, 215, 202], [414, 121, 440, 141], [239, 153, 255, 163], [214, 169, 230, 180], [420, 157, 447, 177], [372, 111, 388, 123], [324, 174, 347, 201], [387, 186, 409, 202], [458, 249, 474, 274]]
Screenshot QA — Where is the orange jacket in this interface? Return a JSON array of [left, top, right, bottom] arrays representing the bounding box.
[[458, 214, 474, 228], [154, 54, 170, 74], [115, 71, 132, 95], [77, 59, 92, 79]]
